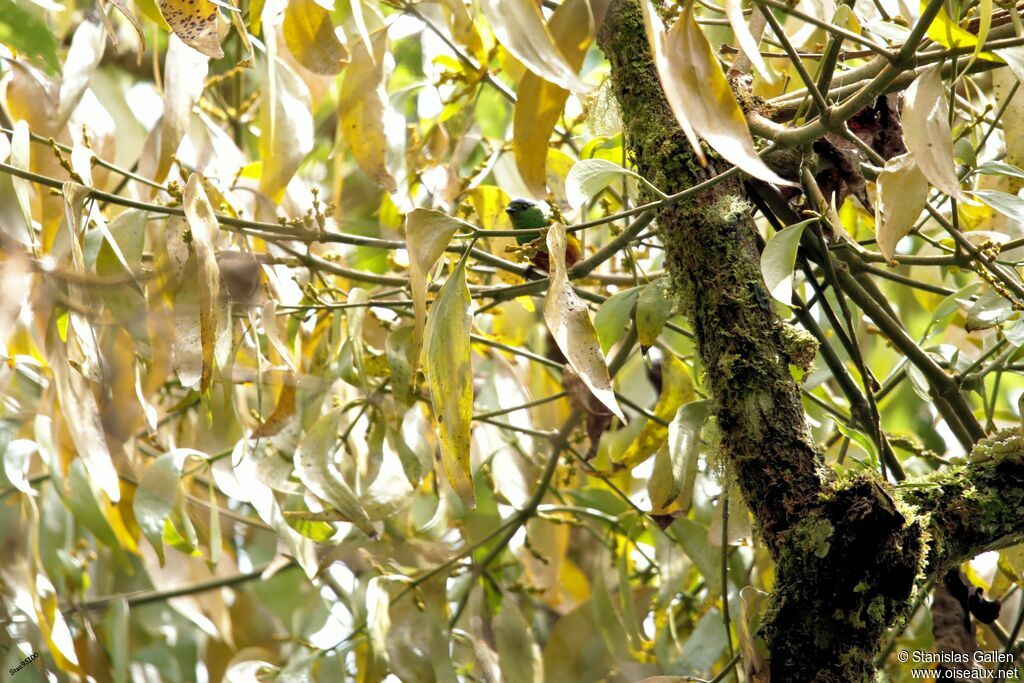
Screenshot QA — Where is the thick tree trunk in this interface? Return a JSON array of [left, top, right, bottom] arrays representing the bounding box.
[[597, 2, 924, 679]]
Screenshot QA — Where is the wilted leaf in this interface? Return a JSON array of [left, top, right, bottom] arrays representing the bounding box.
[[479, 0, 591, 94], [339, 28, 397, 192], [57, 20, 105, 127], [360, 441, 415, 519], [643, 0, 796, 185], [259, 56, 315, 201], [565, 158, 656, 211], [152, 36, 209, 184], [405, 209, 473, 367], [875, 153, 928, 262], [543, 223, 623, 419], [424, 259, 475, 507], [724, 0, 775, 83], [618, 353, 693, 468], [182, 173, 222, 393], [283, 0, 350, 75], [761, 218, 813, 303], [159, 0, 224, 59], [496, 597, 544, 683], [903, 65, 964, 200], [513, 0, 593, 195]]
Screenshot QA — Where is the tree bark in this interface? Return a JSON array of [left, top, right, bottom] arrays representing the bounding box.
[[597, 1, 1024, 680]]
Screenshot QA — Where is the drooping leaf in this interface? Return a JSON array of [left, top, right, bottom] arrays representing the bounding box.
[[159, 0, 224, 59], [512, 0, 593, 195], [644, 0, 796, 185], [259, 56, 315, 201], [338, 27, 397, 192], [649, 399, 709, 513], [618, 353, 693, 468], [875, 153, 928, 262], [543, 223, 623, 419], [424, 259, 475, 507], [283, 0, 350, 75], [594, 287, 640, 354], [724, 0, 775, 83], [2, 439, 37, 495], [152, 36, 209, 184], [760, 219, 814, 303], [965, 287, 1015, 332], [903, 65, 964, 200], [971, 189, 1024, 223], [405, 209, 473, 367], [366, 576, 392, 666], [133, 449, 208, 563], [496, 598, 544, 683], [925, 3, 999, 62], [360, 440, 415, 519], [479, 0, 592, 94], [635, 277, 673, 349], [57, 19, 106, 127], [182, 173, 222, 393], [294, 406, 376, 535]]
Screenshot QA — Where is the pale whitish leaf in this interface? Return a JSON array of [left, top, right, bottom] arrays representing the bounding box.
[[35, 573, 81, 671], [965, 287, 1015, 332], [360, 442, 414, 519], [635, 277, 673, 348], [1005, 317, 1024, 346], [875, 153, 928, 262], [366, 577, 391, 665], [974, 161, 1024, 180], [618, 353, 693, 468], [903, 65, 965, 200], [260, 56, 315, 201], [971, 189, 1024, 223], [57, 20, 105, 127], [101, 0, 146, 51], [480, 0, 592, 94], [565, 158, 660, 210], [10, 121, 32, 239], [159, 0, 224, 58], [739, 586, 770, 682], [496, 598, 544, 683], [283, 0, 350, 75], [513, 0, 593, 195], [339, 28, 397, 192], [0, 132, 8, 163], [594, 287, 640, 353], [0, 251, 29, 351], [2, 439, 37, 495], [405, 209, 473, 367], [133, 449, 208, 563], [154, 36, 209, 184], [543, 223, 623, 419], [424, 260, 476, 507], [761, 219, 814, 303], [650, 398, 708, 513], [724, 0, 776, 83], [182, 173, 221, 392], [294, 406, 376, 535], [645, 1, 796, 185]]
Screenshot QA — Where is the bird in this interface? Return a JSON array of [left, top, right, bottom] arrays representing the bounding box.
[[504, 198, 581, 274]]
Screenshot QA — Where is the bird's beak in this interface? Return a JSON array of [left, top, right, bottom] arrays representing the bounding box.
[[504, 207, 514, 214]]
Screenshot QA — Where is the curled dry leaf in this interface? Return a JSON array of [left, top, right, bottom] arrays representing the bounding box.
[[339, 28, 397, 193], [480, 0, 592, 94], [642, 0, 795, 186], [159, 0, 224, 59], [903, 65, 965, 201], [543, 223, 623, 420], [182, 173, 222, 392], [513, 0, 594, 196], [424, 259, 475, 507], [875, 153, 928, 263]]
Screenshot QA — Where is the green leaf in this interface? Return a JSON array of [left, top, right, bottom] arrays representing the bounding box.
[[496, 597, 544, 683], [829, 416, 878, 468], [594, 287, 640, 354], [0, 0, 59, 71], [635, 277, 674, 349], [649, 399, 709, 512], [965, 287, 1015, 332], [760, 219, 814, 303], [133, 449, 208, 564], [424, 259, 475, 507]]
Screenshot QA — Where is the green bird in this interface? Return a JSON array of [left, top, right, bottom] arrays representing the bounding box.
[[504, 198, 581, 273]]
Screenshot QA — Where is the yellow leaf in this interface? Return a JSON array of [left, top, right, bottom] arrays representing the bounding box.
[[258, 56, 314, 201], [339, 29, 397, 192], [182, 173, 222, 392], [926, 2, 999, 62], [618, 354, 694, 468], [424, 259, 475, 507], [543, 223, 623, 419], [480, 0, 592, 94], [875, 153, 928, 262], [135, 0, 170, 29], [903, 65, 965, 201], [513, 0, 593, 195], [159, 0, 224, 59], [643, 0, 795, 186], [405, 209, 473, 369], [283, 0, 350, 75]]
